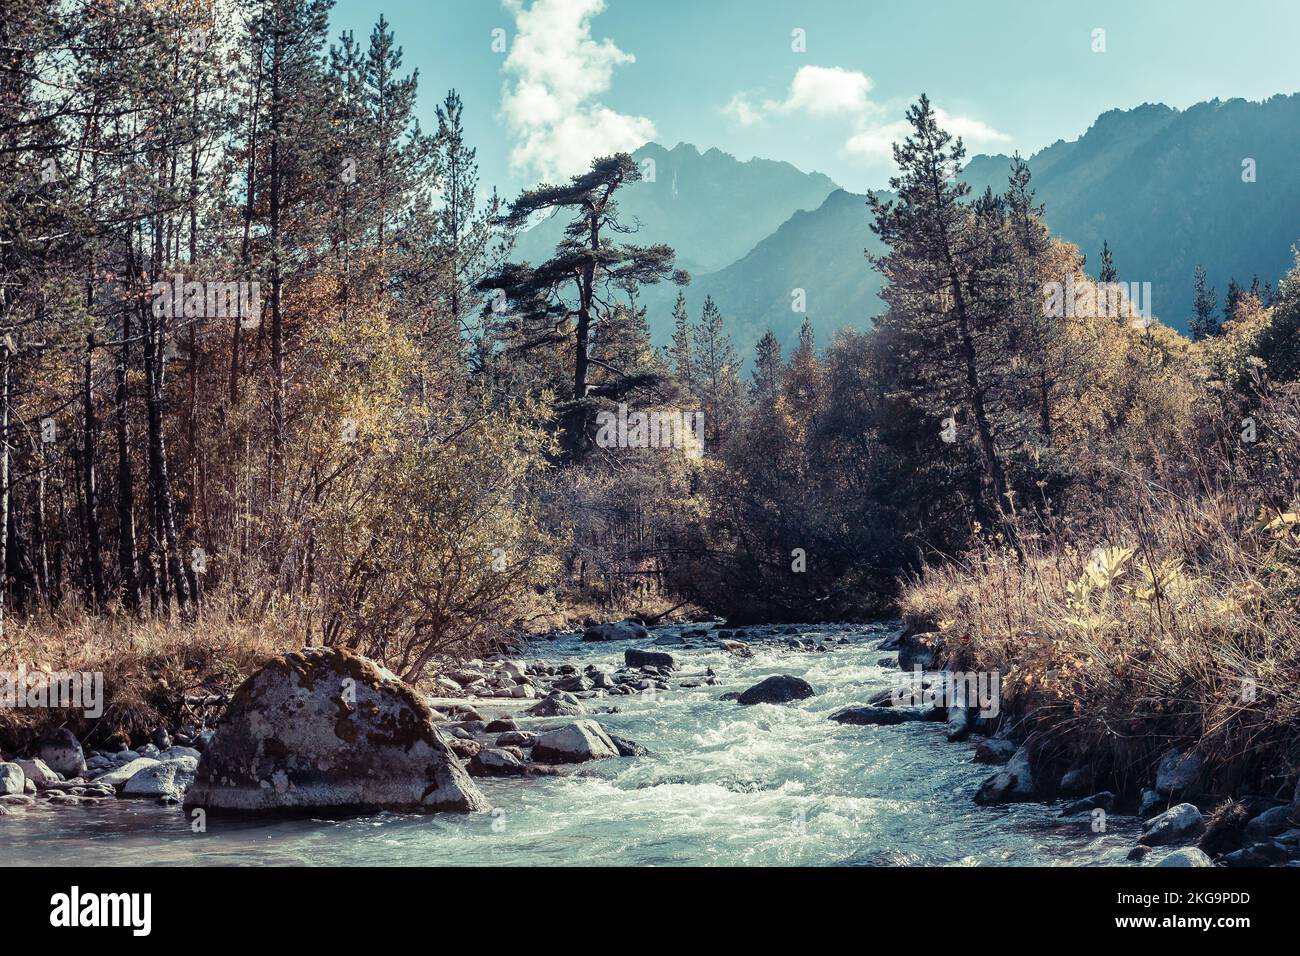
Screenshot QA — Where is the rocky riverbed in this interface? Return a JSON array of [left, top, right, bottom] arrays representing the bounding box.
[[4, 620, 1294, 866]]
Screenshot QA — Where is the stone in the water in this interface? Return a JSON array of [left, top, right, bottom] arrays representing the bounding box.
[[944, 707, 971, 741], [1155, 847, 1212, 867], [1060, 791, 1116, 816], [122, 756, 198, 800], [1154, 749, 1201, 797], [973, 738, 1017, 765], [14, 758, 58, 790], [1139, 788, 1164, 819], [0, 762, 25, 796], [35, 728, 86, 778], [719, 640, 753, 658], [1058, 766, 1094, 797], [974, 746, 1035, 805], [530, 721, 620, 763], [1139, 803, 1204, 846], [91, 757, 161, 789], [469, 748, 528, 777], [624, 648, 676, 670], [184, 647, 488, 815], [1245, 804, 1294, 843], [527, 691, 586, 717], [583, 621, 649, 642], [495, 731, 537, 747], [830, 706, 922, 726], [736, 675, 815, 706], [485, 718, 518, 733], [608, 733, 650, 757]]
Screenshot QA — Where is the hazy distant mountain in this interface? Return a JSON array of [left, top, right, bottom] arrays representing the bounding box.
[[512, 141, 839, 278], [962, 94, 1300, 330], [665, 188, 886, 354]]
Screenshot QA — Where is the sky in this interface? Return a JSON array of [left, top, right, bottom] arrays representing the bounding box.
[[329, 0, 1300, 197]]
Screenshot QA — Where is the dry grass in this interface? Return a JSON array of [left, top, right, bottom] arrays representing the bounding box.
[[0, 592, 307, 752], [899, 476, 1300, 799]]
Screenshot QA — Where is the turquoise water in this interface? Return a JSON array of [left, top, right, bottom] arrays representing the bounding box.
[[4, 625, 1139, 866]]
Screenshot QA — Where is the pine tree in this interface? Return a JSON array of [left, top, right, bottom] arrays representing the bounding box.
[[1223, 277, 1244, 327], [480, 154, 686, 454], [668, 291, 694, 389], [692, 296, 740, 451], [1189, 264, 1219, 341], [867, 94, 1014, 523], [750, 330, 783, 403], [1098, 240, 1117, 283]]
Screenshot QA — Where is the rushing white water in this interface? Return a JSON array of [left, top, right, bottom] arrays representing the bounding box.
[[6, 623, 1141, 866]]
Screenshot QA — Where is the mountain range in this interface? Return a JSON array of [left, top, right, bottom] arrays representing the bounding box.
[[514, 93, 1300, 361]]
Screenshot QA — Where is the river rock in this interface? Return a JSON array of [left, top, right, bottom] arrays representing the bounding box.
[[14, 758, 59, 790], [469, 748, 528, 777], [608, 733, 650, 757], [35, 728, 86, 778], [974, 738, 1018, 764], [1058, 766, 1094, 797], [830, 706, 922, 726], [92, 757, 161, 788], [527, 691, 586, 717], [122, 755, 198, 800], [1217, 842, 1291, 866], [945, 707, 971, 741], [1139, 788, 1164, 819], [583, 621, 649, 642], [719, 640, 753, 658], [974, 746, 1035, 804], [0, 762, 24, 796], [162, 745, 202, 762], [737, 675, 815, 706], [496, 731, 537, 747], [1155, 847, 1212, 867], [498, 660, 527, 681], [1139, 803, 1204, 846], [897, 632, 937, 670], [1245, 804, 1295, 842], [184, 647, 488, 815], [1060, 791, 1116, 816], [625, 648, 677, 670], [530, 720, 620, 763], [1154, 749, 1201, 797]]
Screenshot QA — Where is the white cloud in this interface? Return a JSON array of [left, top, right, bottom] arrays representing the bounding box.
[[771, 65, 873, 116], [724, 64, 1009, 166], [501, 0, 654, 183], [843, 120, 912, 161], [723, 93, 765, 127], [933, 108, 1011, 147]]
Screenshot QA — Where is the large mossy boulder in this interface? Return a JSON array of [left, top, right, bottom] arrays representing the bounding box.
[[184, 647, 488, 815]]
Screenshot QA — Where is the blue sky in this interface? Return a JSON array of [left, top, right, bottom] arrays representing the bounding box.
[[330, 0, 1300, 197]]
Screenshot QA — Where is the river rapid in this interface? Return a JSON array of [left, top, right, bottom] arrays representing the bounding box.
[[6, 622, 1141, 866]]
